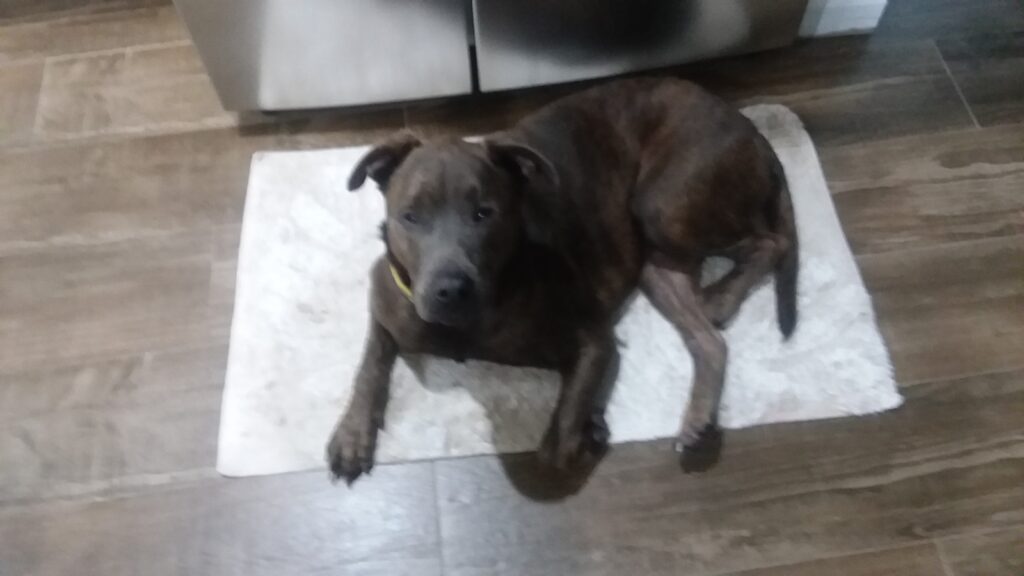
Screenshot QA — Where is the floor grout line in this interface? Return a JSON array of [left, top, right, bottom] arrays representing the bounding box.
[[29, 39, 192, 65], [932, 525, 1024, 546], [816, 120, 1024, 165], [933, 41, 981, 129], [702, 541, 941, 576], [23, 60, 46, 148], [0, 1, 175, 28], [0, 224, 222, 259], [0, 466, 221, 509], [933, 539, 957, 576], [30, 115, 241, 143], [896, 364, 1024, 390], [429, 461, 450, 576], [29, 55, 52, 138], [853, 231, 1024, 263]]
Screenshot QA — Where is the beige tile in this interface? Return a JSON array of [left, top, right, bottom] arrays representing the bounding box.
[[822, 124, 1024, 255], [0, 106, 404, 252], [939, 527, 1024, 576], [0, 126, 274, 249], [436, 369, 1024, 576], [0, 5, 186, 63], [687, 35, 952, 99], [0, 0, 169, 22], [0, 60, 44, 146], [0, 345, 226, 501], [36, 42, 232, 139], [754, 74, 974, 147], [679, 36, 975, 146], [874, 0, 1024, 40], [858, 235, 1024, 384], [0, 463, 441, 576], [208, 224, 241, 342], [726, 544, 947, 576], [0, 232, 214, 374], [408, 37, 975, 147], [939, 33, 1024, 128]]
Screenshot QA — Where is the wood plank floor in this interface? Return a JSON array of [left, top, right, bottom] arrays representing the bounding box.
[[1, 1, 1022, 574]]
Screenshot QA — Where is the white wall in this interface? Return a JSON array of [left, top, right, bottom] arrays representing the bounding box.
[[800, 0, 888, 37]]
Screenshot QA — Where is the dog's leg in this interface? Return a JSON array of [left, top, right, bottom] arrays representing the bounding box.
[[640, 260, 727, 468], [539, 332, 617, 470], [326, 319, 398, 484], [702, 234, 788, 328]]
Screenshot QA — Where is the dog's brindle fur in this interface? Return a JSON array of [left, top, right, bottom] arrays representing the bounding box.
[[328, 78, 798, 484]]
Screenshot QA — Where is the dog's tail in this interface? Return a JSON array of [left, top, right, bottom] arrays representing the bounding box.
[[771, 156, 799, 339]]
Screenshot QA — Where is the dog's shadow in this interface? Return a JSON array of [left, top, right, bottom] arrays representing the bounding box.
[[402, 355, 606, 501]]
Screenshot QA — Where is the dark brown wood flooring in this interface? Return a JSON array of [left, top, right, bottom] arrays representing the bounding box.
[[1, 1, 1022, 574]]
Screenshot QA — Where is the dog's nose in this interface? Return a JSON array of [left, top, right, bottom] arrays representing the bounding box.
[[434, 272, 474, 305]]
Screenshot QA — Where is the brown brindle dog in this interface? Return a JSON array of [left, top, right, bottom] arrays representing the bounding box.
[[327, 77, 798, 484]]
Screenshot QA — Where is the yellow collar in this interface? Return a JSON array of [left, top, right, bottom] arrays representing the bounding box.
[[390, 264, 413, 301]]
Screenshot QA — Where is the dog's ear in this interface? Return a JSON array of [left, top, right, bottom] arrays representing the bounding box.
[[486, 139, 559, 190], [347, 132, 422, 192]]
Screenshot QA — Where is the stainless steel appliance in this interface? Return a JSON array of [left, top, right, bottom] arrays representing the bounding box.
[[472, 0, 808, 92], [173, 0, 474, 111], [173, 0, 810, 111]]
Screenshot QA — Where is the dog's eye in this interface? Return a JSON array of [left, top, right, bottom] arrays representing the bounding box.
[[473, 206, 495, 223], [402, 211, 418, 225]]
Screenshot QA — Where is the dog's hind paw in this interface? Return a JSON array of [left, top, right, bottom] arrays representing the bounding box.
[[701, 295, 737, 329], [675, 421, 723, 473]]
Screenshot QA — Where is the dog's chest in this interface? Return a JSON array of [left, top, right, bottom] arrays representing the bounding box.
[[402, 308, 569, 369], [472, 317, 567, 369]]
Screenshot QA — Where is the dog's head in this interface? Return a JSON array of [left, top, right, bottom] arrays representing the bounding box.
[[348, 132, 558, 328]]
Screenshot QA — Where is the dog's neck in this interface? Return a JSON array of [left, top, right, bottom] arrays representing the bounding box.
[[389, 263, 413, 301], [379, 221, 589, 333], [380, 222, 414, 298]]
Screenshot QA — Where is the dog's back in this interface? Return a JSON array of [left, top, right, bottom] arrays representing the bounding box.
[[504, 78, 797, 333]]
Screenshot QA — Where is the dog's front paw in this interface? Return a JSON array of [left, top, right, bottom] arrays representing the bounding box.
[[326, 411, 380, 486], [538, 413, 609, 471], [675, 414, 723, 473]]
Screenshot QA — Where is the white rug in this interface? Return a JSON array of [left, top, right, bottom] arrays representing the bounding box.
[[217, 105, 900, 478]]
